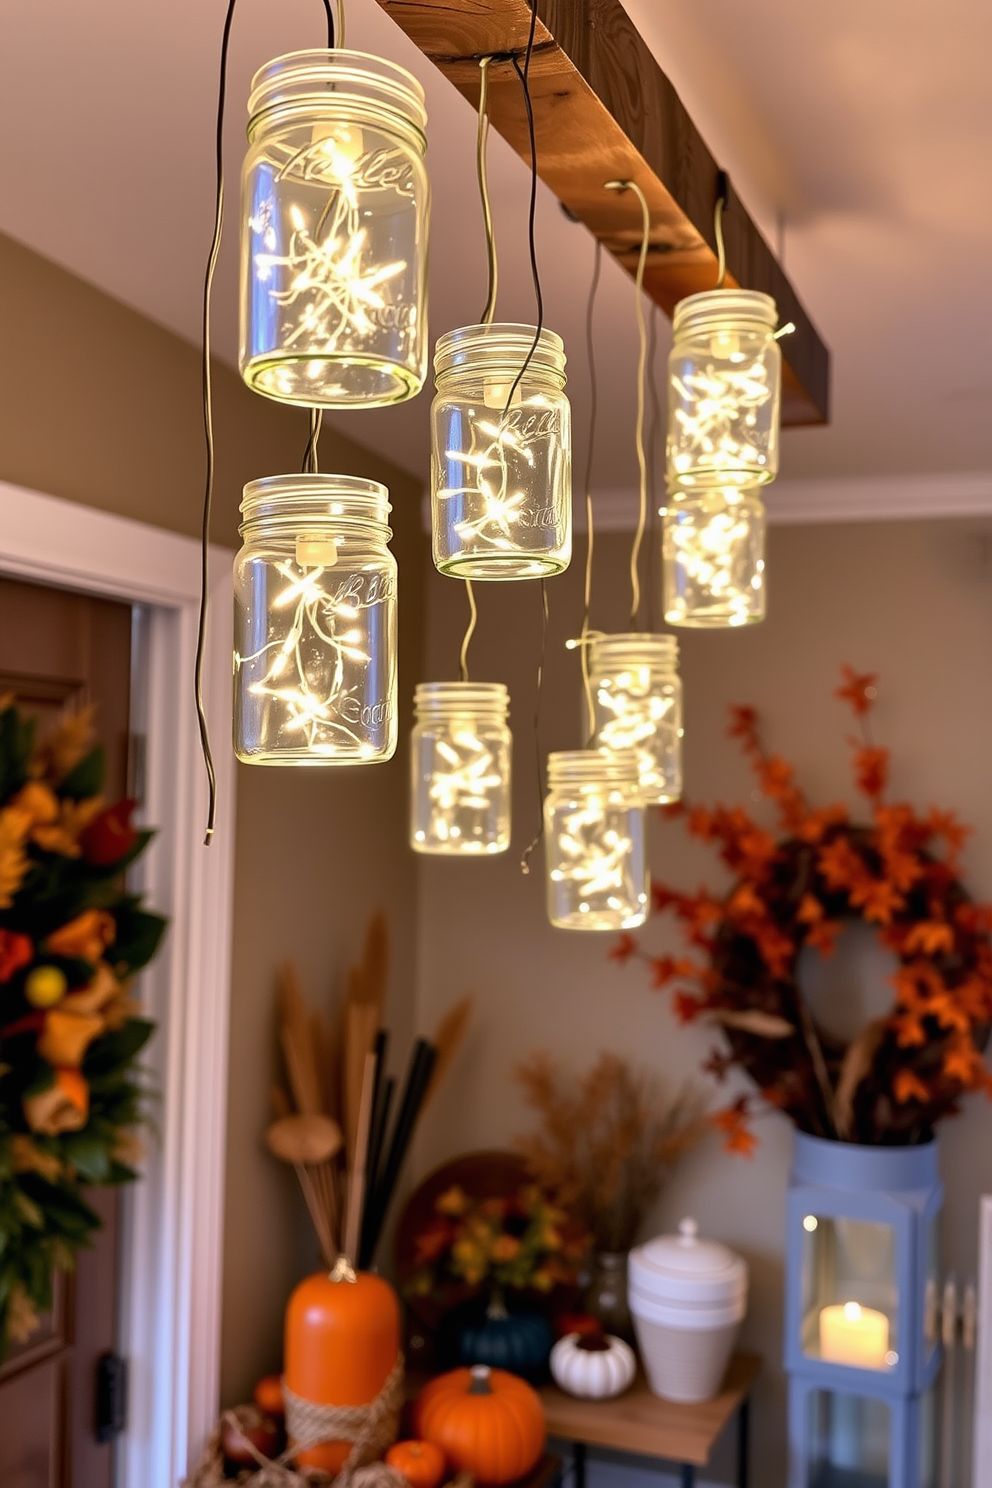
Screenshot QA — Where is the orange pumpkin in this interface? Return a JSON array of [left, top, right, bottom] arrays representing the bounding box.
[[284, 1267, 399, 1473], [413, 1365, 545, 1485], [385, 1439, 447, 1488]]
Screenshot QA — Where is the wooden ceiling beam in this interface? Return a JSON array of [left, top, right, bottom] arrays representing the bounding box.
[[376, 0, 830, 426]]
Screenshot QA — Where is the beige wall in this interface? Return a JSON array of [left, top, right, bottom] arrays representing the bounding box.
[[0, 231, 426, 1407], [414, 519, 992, 1486]]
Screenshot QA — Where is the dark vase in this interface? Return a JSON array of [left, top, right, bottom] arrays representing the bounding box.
[[456, 1291, 552, 1381]]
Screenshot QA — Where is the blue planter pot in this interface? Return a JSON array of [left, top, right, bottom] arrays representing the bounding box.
[[457, 1301, 552, 1380]]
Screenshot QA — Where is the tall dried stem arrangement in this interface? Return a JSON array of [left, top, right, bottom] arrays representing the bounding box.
[[514, 1052, 706, 1253]]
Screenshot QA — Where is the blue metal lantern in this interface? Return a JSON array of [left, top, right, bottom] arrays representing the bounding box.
[[788, 1375, 938, 1487], [785, 1134, 942, 1488]]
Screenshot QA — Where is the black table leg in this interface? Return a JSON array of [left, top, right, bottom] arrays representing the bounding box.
[[573, 1441, 586, 1488], [680, 1466, 695, 1488], [737, 1396, 751, 1488]]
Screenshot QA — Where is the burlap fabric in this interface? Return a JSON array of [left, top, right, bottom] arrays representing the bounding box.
[[182, 1355, 406, 1488]]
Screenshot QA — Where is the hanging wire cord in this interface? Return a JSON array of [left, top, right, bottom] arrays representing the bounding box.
[[195, 0, 335, 845], [456, 53, 497, 688], [578, 240, 603, 743], [509, 0, 552, 877], [476, 55, 497, 327], [605, 178, 651, 631]]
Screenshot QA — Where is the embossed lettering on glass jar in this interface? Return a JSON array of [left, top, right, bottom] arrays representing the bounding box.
[[544, 750, 647, 932], [234, 475, 397, 764], [666, 290, 781, 490], [664, 488, 766, 628], [589, 634, 682, 804], [240, 50, 429, 407], [431, 324, 572, 580], [410, 682, 511, 855]]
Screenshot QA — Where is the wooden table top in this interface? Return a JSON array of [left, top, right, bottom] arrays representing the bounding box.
[[537, 1352, 761, 1467]]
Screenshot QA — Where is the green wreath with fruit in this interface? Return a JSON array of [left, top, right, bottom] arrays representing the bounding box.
[[0, 698, 166, 1353]]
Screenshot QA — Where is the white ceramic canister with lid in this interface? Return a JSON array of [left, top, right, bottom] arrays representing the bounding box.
[[628, 1218, 748, 1403]]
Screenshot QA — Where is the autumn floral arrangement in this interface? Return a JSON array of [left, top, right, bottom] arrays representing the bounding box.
[[0, 699, 166, 1352], [408, 1182, 586, 1308], [514, 1051, 705, 1252], [612, 668, 992, 1152]]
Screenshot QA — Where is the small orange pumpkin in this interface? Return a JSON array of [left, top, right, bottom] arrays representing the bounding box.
[[413, 1364, 545, 1485], [385, 1438, 447, 1488]]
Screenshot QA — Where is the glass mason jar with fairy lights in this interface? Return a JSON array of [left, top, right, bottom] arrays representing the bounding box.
[[588, 633, 682, 805], [666, 290, 782, 492], [543, 750, 647, 932], [430, 324, 572, 580], [663, 487, 766, 627], [410, 682, 511, 855], [234, 475, 397, 764], [240, 50, 429, 407]]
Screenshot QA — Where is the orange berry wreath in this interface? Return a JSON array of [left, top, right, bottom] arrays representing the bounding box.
[[610, 667, 992, 1151], [0, 700, 166, 1352]]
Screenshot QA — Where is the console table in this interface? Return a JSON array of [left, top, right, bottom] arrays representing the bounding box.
[[537, 1351, 761, 1488]]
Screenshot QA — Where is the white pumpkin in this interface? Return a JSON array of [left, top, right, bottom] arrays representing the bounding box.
[[550, 1331, 637, 1400]]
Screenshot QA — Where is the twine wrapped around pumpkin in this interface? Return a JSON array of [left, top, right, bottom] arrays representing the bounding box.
[[182, 1355, 405, 1488]]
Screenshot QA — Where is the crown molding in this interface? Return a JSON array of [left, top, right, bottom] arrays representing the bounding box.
[[577, 473, 992, 531]]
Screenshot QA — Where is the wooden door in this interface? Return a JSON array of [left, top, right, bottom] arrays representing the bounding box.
[[0, 574, 133, 1488]]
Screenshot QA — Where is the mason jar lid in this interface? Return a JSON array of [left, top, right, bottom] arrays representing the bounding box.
[[434, 323, 566, 380], [672, 289, 778, 339], [414, 681, 510, 720], [589, 632, 680, 671], [546, 748, 642, 789], [240, 473, 391, 534], [248, 48, 427, 137], [629, 1218, 748, 1310]]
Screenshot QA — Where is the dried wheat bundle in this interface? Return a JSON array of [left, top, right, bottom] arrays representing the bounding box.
[[514, 1051, 706, 1252]]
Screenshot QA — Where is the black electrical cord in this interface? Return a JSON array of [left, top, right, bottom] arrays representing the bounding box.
[[195, 0, 337, 844], [503, 1, 542, 416]]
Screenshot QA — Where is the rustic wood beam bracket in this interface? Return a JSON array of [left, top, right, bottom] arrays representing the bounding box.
[[377, 0, 830, 426]]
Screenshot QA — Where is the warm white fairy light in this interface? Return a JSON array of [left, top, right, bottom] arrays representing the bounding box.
[[664, 488, 765, 628], [251, 145, 408, 366], [237, 559, 373, 754], [241, 51, 428, 406], [594, 672, 680, 801], [666, 290, 781, 492], [550, 801, 635, 907], [437, 408, 548, 553], [544, 751, 647, 931], [669, 354, 773, 487], [421, 725, 502, 849], [410, 682, 511, 855]]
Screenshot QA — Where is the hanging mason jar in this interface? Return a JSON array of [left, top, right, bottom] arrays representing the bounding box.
[[666, 290, 781, 490], [431, 324, 572, 580], [544, 750, 647, 932], [240, 50, 429, 408], [663, 487, 766, 628], [588, 634, 682, 805], [234, 474, 397, 764], [410, 682, 511, 855]]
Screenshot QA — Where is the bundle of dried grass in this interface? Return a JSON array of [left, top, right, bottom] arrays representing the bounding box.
[[267, 914, 472, 1270], [514, 1052, 706, 1252]]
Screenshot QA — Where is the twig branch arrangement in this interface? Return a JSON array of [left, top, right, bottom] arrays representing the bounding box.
[[266, 912, 473, 1269], [514, 1051, 706, 1253]]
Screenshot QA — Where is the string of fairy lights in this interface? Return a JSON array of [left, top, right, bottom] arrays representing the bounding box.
[[202, 0, 790, 932]]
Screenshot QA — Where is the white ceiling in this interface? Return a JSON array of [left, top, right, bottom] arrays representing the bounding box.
[[1, 0, 990, 493]]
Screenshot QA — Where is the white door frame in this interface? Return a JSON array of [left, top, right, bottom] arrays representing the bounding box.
[[0, 479, 235, 1487]]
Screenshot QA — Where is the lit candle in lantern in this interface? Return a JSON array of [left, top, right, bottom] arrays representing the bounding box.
[[818, 1301, 890, 1369]]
